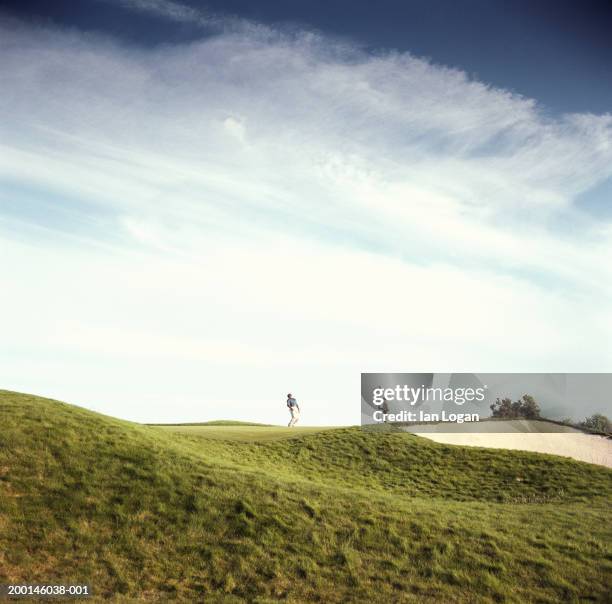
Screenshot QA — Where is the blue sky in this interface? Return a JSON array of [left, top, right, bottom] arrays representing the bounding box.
[[0, 1, 611, 424]]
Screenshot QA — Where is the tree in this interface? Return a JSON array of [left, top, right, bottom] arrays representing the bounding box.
[[580, 414, 611, 434], [490, 397, 513, 418], [490, 395, 541, 420], [520, 395, 541, 419]]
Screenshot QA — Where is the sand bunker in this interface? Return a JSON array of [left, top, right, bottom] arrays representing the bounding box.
[[410, 427, 612, 468]]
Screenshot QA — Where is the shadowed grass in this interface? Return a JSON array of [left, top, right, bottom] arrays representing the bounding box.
[[1, 390, 610, 602]]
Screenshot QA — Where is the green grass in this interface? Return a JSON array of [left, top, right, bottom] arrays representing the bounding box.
[[157, 425, 335, 441], [149, 420, 276, 427], [1, 390, 611, 603]]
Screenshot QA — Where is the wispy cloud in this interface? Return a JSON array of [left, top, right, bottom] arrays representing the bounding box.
[[112, 0, 203, 24], [100, 0, 247, 33], [1, 14, 611, 422]]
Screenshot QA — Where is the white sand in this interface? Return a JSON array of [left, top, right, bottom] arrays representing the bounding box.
[[413, 431, 612, 468]]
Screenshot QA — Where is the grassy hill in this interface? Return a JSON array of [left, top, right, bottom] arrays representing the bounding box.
[[1, 391, 611, 602]]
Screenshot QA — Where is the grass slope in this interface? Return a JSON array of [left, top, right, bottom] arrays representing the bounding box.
[[1, 390, 611, 603], [157, 425, 335, 442]]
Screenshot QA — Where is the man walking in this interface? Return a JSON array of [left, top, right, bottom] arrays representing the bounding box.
[[286, 393, 300, 427]]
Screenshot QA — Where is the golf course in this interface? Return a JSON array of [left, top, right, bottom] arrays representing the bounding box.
[[1, 390, 611, 602]]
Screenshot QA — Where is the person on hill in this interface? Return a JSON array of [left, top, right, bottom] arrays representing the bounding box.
[[287, 393, 300, 427]]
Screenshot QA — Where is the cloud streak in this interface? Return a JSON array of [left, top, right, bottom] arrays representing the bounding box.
[[101, 0, 251, 34], [112, 0, 204, 24]]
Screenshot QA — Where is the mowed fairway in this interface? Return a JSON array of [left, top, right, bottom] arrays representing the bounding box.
[[1, 390, 611, 603], [155, 422, 335, 441]]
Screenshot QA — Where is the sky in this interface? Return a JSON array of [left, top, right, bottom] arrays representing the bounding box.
[[1, 0, 611, 424]]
